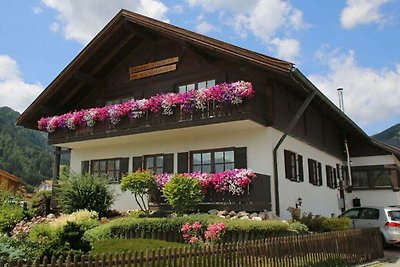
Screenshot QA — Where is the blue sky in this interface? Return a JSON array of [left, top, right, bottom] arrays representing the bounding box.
[[0, 0, 399, 135]]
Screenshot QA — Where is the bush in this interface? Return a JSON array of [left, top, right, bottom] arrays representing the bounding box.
[[120, 171, 156, 213], [298, 213, 350, 232], [0, 235, 39, 261], [0, 190, 24, 234], [84, 214, 291, 244], [56, 173, 114, 217], [288, 221, 309, 234], [162, 174, 204, 215], [31, 190, 52, 217]]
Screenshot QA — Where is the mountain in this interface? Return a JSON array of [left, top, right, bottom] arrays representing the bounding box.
[[373, 123, 400, 149], [0, 106, 52, 189]]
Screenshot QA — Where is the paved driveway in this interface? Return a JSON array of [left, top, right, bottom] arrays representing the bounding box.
[[360, 247, 400, 266]]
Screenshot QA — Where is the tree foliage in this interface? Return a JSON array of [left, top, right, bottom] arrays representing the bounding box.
[[56, 173, 114, 217], [120, 170, 156, 213], [0, 107, 52, 188]]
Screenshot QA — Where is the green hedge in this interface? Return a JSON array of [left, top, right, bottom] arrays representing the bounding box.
[[84, 214, 294, 243], [299, 213, 350, 232]]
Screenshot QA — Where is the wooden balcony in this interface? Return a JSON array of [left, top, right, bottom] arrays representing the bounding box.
[[48, 95, 269, 145], [149, 174, 271, 212]]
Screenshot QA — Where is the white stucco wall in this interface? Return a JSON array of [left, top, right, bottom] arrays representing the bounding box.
[[345, 190, 400, 208], [351, 155, 397, 166], [61, 121, 344, 219]]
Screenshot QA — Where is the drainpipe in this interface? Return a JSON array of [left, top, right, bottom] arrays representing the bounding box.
[[273, 68, 316, 216]]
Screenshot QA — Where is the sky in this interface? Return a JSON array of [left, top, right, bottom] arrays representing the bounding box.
[[0, 0, 399, 135]]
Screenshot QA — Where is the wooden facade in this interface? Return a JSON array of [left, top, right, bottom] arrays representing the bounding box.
[[0, 169, 26, 195]]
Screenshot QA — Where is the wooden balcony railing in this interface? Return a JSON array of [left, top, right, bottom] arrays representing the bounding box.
[[48, 95, 268, 144], [149, 174, 271, 212]]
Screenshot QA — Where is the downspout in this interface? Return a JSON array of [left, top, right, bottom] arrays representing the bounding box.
[[273, 67, 316, 216]]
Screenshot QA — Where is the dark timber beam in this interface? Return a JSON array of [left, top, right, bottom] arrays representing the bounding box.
[[73, 71, 100, 85]]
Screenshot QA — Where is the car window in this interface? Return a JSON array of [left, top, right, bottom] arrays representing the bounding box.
[[342, 208, 362, 219], [388, 210, 400, 221], [359, 208, 379, 220]]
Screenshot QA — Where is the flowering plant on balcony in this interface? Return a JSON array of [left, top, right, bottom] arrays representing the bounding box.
[[155, 169, 256, 195], [37, 81, 254, 133]]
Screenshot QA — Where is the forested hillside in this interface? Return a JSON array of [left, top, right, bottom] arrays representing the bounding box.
[[0, 106, 52, 189], [373, 123, 400, 149]]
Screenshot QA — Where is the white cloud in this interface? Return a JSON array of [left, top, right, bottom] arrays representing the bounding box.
[[340, 0, 390, 29], [32, 6, 43, 14], [41, 0, 169, 44], [49, 22, 60, 32], [195, 20, 216, 34], [270, 37, 300, 62], [308, 49, 400, 127], [187, 0, 307, 60], [0, 55, 43, 113]]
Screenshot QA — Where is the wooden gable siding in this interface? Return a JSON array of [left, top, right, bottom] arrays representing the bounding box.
[[273, 83, 344, 159]]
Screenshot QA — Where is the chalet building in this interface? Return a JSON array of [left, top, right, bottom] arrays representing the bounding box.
[[17, 10, 400, 219], [0, 169, 26, 195]]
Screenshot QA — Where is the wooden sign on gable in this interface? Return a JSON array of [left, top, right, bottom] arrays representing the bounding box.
[[129, 57, 179, 80]]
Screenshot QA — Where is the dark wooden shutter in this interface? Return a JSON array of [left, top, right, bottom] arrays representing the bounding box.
[[326, 165, 332, 188], [163, 153, 174, 173], [333, 168, 338, 188], [177, 152, 189, 173], [81, 161, 90, 174], [318, 162, 323, 185], [298, 155, 304, 182], [308, 159, 314, 184], [132, 156, 143, 172], [119, 158, 129, 177], [284, 150, 292, 180], [234, 147, 247, 169]]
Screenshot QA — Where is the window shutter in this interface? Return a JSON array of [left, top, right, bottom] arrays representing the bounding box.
[[132, 156, 143, 172], [308, 159, 314, 184], [333, 168, 338, 188], [81, 161, 90, 174], [119, 158, 129, 177], [284, 150, 292, 179], [163, 153, 174, 173], [234, 147, 247, 169], [298, 155, 304, 182], [177, 152, 189, 173], [318, 162, 323, 185]]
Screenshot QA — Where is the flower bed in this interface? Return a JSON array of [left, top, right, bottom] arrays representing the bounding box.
[[38, 81, 254, 133], [155, 169, 256, 195]]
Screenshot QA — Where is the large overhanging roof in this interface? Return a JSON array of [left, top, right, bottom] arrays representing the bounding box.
[[17, 9, 369, 143]]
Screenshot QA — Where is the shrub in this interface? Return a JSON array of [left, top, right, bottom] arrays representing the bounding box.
[[0, 204, 24, 234], [56, 173, 114, 217], [298, 213, 350, 232], [120, 171, 156, 213], [31, 190, 52, 217], [162, 174, 204, 215], [288, 221, 309, 234], [0, 235, 39, 261]]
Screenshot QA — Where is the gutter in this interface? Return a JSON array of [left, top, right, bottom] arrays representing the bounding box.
[[273, 68, 316, 216]]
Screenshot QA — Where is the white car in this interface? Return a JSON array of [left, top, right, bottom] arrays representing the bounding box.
[[340, 206, 400, 247]]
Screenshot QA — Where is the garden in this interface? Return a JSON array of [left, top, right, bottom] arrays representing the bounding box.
[[0, 170, 352, 264]]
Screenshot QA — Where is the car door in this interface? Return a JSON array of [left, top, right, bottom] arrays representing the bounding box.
[[356, 208, 380, 229], [341, 208, 364, 229]]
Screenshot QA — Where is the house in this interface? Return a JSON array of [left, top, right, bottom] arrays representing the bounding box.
[[0, 169, 26, 195], [17, 10, 400, 219], [37, 179, 53, 192]]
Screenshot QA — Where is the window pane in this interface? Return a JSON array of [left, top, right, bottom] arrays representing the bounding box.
[[352, 171, 369, 187], [193, 165, 202, 172], [373, 169, 391, 187], [225, 163, 234, 170], [215, 152, 224, 163], [179, 86, 186, 93], [187, 84, 195, 91], [198, 81, 207, 89], [193, 153, 202, 165], [224, 150, 234, 163], [115, 160, 120, 171], [100, 161, 106, 171], [202, 153, 211, 164], [92, 161, 99, 172], [155, 167, 163, 174], [215, 163, 224, 173], [146, 157, 154, 169], [202, 165, 211, 173], [207, 80, 215, 88], [108, 160, 115, 171], [156, 156, 164, 168]]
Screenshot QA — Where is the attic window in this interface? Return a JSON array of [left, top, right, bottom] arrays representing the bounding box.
[[178, 79, 215, 93]]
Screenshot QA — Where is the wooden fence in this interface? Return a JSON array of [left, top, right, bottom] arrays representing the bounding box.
[[0, 228, 383, 267]]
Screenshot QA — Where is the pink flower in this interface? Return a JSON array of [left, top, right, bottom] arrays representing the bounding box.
[[189, 236, 199, 244]]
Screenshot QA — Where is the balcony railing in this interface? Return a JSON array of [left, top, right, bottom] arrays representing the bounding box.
[[149, 173, 271, 212], [48, 95, 267, 144]]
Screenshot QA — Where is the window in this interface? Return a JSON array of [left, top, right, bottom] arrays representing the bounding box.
[[351, 166, 395, 189], [308, 159, 322, 186], [352, 170, 369, 188], [359, 208, 379, 220], [373, 169, 391, 187], [144, 155, 164, 174], [326, 165, 338, 189], [284, 150, 304, 182], [178, 79, 216, 93], [91, 158, 121, 183], [191, 149, 234, 173], [341, 208, 362, 219]]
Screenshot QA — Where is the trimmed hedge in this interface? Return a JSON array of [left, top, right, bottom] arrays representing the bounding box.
[[299, 213, 350, 232], [84, 214, 296, 243]]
